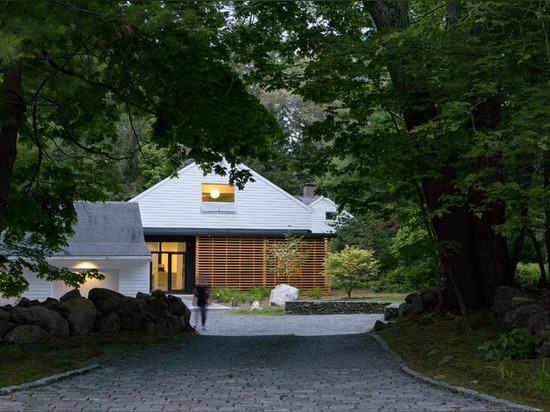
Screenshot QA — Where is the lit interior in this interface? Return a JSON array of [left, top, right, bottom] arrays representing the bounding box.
[[201, 184, 235, 202]]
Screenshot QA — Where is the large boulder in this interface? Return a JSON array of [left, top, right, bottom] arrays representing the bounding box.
[[404, 293, 424, 316], [88, 288, 124, 314], [64, 297, 97, 335], [88, 288, 125, 303], [60, 289, 83, 302], [167, 315, 185, 333], [146, 297, 166, 321], [15, 297, 40, 308], [168, 295, 189, 317], [269, 284, 299, 306], [117, 297, 147, 331], [42, 298, 69, 318], [4, 324, 51, 343], [0, 309, 10, 321], [492, 285, 535, 317], [0, 319, 17, 338], [490, 285, 550, 357], [10, 305, 69, 338], [95, 312, 121, 333], [384, 302, 400, 321], [0, 288, 194, 342], [503, 303, 549, 331]]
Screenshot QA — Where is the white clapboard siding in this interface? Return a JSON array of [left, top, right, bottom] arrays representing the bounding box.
[[308, 197, 338, 234], [18, 258, 151, 302], [131, 162, 315, 232], [117, 260, 151, 296], [17, 270, 52, 302]]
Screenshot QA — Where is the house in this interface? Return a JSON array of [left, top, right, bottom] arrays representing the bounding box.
[[129, 161, 338, 294], [0, 202, 151, 305]]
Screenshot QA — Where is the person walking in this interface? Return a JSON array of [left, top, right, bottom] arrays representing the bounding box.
[[193, 275, 212, 330]]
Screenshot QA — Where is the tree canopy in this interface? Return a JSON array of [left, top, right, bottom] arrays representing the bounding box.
[[228, 1, 550, 309], [5, 1, 550, 311], [0, 1, 283, 297]]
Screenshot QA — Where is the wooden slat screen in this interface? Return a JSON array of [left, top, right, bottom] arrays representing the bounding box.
[[196, 236, 331, 293]]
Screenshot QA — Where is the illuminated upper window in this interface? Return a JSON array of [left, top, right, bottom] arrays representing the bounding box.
[[201, 184, 236, 211]]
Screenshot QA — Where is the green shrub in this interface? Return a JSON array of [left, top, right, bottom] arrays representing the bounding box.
[[515, 262, 541, 290], [249, 287, 271, 301], [370, 264, 437, 293], [212, 288, 270, 305], [307, 287, 323, 300], [326, 246, 379, 298], [212, 288, 234, 302], [489, 327, 544, 361]]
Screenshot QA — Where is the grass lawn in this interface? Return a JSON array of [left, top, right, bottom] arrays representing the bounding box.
[[376, 311, 550, 411], [0, 332, 179, 389]]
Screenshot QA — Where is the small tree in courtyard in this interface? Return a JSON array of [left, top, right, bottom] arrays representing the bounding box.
[[326, 246, 379, 298], [267, 234, 308, 284]]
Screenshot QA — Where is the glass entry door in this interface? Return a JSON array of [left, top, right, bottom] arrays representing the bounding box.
[[148, 242, 186, 293], [170, 253, 185, 290]]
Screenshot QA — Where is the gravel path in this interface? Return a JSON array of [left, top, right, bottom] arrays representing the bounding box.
[[0, 308, 540, 411], [195, 309, 383, 336]]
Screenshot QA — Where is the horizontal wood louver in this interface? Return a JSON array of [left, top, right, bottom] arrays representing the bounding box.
[[196, 236, 331, 293]]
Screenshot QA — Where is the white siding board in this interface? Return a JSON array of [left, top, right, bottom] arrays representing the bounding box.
[[20, 271, 53, 301], [131, 162, 316, 232], [51, 269, 119, 300], [6, 258, 151, 303], [309, 197, 338, 234], [118, 261, 150, 296]]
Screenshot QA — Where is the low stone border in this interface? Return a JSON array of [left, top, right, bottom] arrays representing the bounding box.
[[0, 364, 101, 395], [285, 300, 392, 315]]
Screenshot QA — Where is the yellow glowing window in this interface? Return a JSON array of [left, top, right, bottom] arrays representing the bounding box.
[[202, 184, 235, 203]]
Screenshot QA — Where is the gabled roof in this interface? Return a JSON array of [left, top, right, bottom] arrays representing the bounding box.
[[240, 163, 314, 212], [131, 160, 313, 212], [295, 195, 338, 209], [295, 195, 323, 206], [130, 160, 335, 235], [57, 202, 150, 257]]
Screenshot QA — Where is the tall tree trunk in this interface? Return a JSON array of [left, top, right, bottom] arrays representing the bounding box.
[[0, 62, 26, 235], [369, 1, 513, 310]]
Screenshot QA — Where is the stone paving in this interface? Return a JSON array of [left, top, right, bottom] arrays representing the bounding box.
[[0, 308, 540, 411]]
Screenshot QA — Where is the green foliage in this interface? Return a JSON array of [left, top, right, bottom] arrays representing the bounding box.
[[371, 266, 431, 294], [536, 358, 550, 393], [489, 328, 544, 361], [306, 287, 323, 300], [331, 213, 395, 273], [515, 263, 542, 290], [326, 245, 379, 298], [228, 0, 550, 309], [0, 239, 105, 299], [212, 288, 270, 305], [0, 1, 284, 297], [267, 235, 308, 284], [243, 87, 326, 195], [370, 216, 440, 293]]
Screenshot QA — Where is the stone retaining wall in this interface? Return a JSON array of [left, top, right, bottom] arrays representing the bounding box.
[[285, 300, 391, 315], [0, 288, 193, 344]]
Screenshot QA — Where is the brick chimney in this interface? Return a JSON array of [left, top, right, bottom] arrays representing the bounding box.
[[303, 183, 316, 197]]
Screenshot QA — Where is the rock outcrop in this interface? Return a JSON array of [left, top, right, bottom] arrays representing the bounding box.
[[384, 286, 441, 321], [269, 284, 299, 306], [0, 288, 193, 344], [383, 284, 550, 358], [491, 285, 550, 357]]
